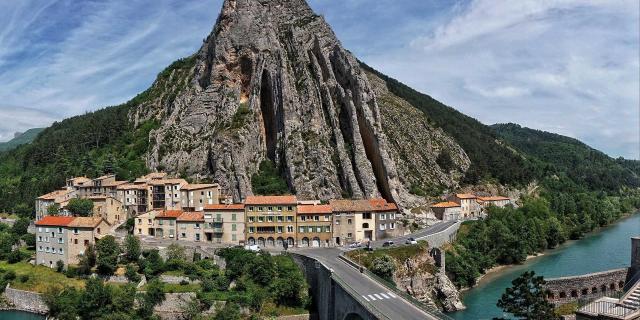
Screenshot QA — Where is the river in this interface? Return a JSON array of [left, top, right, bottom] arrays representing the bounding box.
[[0, 310, 44, 320], [451, 212, 640, 320]]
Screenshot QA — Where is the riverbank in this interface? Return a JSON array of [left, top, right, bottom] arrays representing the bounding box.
[[451, 211, 640, 320], [460, 253, 545, 293]]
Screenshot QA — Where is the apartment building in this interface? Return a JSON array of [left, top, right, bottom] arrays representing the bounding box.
[[369, 199, 399, 240], [450, 193, 481, 219], [150, 179, 189, 211], [431, 201, 462, 221], [35, 189, 75, 221], [117, 183, 151, 217], [88, 196, 124, 225], [296, 203, 332, 247], [135, 210, 159, 237], [153, 210, 183, 239], [75, 175, 127, 198], [35, 216, 109, 268], [180, 184, 220, 212], [245, 196, 297, 247], [176, 212, 205, 242], [204, 204, 245, 245], [330, 199, 376, 245]]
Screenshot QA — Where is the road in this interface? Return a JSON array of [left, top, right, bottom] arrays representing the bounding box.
[[294, 221, 460, 320], [301, 248, 440, 320]]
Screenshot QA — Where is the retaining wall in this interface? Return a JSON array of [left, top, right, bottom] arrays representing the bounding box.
[[2, 285, 48, 314], [544, 268, 629, 304], [416, 222, 461, 248]]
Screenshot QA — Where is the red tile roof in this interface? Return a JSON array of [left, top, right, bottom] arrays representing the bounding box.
[[177, 212, 205, 222], [182, 184, 218, 190], [35, 216, 75, 226], [431, 201, 461, 208], [456, 193, 477, 199], [156, 210, 183, 218], [329, 199, 372, 212], [204, 204, 245, 211], [245, 195, 297, 205], [368, 199, 398, 212], [297, 204, 332, 214], [477, 196, 510, 201], [37, 189, 72, 200]]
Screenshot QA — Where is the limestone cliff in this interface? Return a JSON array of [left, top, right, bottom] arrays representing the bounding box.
[[131, 0, 469, 207]]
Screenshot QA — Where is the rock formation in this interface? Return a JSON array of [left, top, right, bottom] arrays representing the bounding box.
[[132, 0, 469, 207]]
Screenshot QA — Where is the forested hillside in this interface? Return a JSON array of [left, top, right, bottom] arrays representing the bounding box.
[[492, 123, 640, 191], [0, 128, 45, 152]]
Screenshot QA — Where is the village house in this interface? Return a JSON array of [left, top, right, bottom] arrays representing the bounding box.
[[117, 183, 151, 217], [430, 201, 462, 221], [153, 210, 183, 239], [369, 199, 399, 240], [180, 184, 221, 212], [450, 193, 481, 219], [176, 212, 205, 242], [330, 199, 376, 245], [35, 216, 109, 268], [204, 203, 245, 245], [35, 189, 75, 221], [150, 179, 189, 211], [296, 203, 333, 247], [88, 195, 124, 226], [245, 196, 297, 247], [477, 196, 512, 215], [74, 175, 127, 199], [134, 210, 159, 237]]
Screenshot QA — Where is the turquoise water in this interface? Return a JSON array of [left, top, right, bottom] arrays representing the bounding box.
[[451, 213, 640, 320], [0, 310, 44, 319]]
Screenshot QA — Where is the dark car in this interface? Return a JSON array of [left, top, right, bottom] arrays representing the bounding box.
[[382, 240, 395, 247]]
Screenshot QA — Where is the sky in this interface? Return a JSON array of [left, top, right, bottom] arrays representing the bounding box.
[[0, 0, 638, 159]]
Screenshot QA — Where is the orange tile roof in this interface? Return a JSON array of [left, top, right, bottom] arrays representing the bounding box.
[[101, 180, 128, 187], [37, 189, 72, 200], [149, 179, 188, 186], [477, 196, 510, 201], [117, 183, 148, 190], [245, 195, 297, 205], [35, 216, 75, 226], [329, 199, 372, 212], [297, 204, 332, 214], [368, 199, 398, 212], [177, 212, 205, 222], [182, 184, 218, 190], [456, 193, 477, 199], [68, 217, 108, 228], [204, 204, 245, 211], [156, 210, 183, 218], [431, 201, 461, 208]]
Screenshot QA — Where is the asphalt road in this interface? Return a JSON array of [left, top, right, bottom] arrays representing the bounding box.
[[301, 248, 440, 320], [360, 220, 459, 249]]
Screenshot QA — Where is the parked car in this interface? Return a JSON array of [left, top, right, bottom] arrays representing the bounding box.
[[405, 237, 418, 245], [349, 242, 362, 248], [382, 240, 395, 247], [244, 245, 261, 252]]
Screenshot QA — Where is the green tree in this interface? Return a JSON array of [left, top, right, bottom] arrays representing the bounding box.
[[43, 286, 81, 320], [251, 160, 289, 195], [21, 233, 36, 247], [137, 279, 165, 317], [140, 249, 164, 278], [13, 203, 32, 219], [67, 198, 94, 217], [11, 217, 30, 236], [370, 255, 396, 280], [47, 203, 61, 215], [96, 235, 120, 275], [124, 235, 141, 263], [214, 302, 242, 320], [497, 271, 559, 320]]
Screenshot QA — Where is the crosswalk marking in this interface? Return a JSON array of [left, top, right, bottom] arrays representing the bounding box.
[[363, 292, 398, 302]]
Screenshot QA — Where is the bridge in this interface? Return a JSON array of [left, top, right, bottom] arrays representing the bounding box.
[[292, 221, 460, 320]]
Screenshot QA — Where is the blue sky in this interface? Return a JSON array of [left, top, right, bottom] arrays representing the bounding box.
[[0, 0, 638, 159]]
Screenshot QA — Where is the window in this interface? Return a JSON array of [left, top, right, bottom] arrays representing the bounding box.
[[258, 207, 264, 211], [299, 226, 305, 233], [148, 219, 152, 224], [287, 216, 293, 222], [347, 233, 353, 238], [277, 226, 283, 233], [347, 219, 352, 225], [249, 227, 255, 233], [138, 228, 142, 234], [46, 247, 50, 253], [169, 220, 174, 226], [314, 215, 320, 221], [84, 240, 89, 246], [325, 215, 330, 221], [258, 216, 264, 222], [248, 217, 255, 222], [300, 216, 306, 222], [196, 234, 201, 241], [232, 234, 237, 241], [74, 239, 78, 244], [287, 226, 294, 233], [267, 216, 273, 222], [181, 233, 186, 238], [232, 224, 237, 231], [38, 236, 42, 242], [195, 223, 200, 229], [277, 216, 283, 222], [379, 223, 386, 231], [363, 223, 369, 229], [277, 206, 282, 211], [58, 227, 63, 233], [336, 220, 340, 225], [159, 220, 164, 225], [38, 246, 42, 252], [363, 212, 372, 219], [268, 206, 273, 211], [201, 191, 204, 196], [74, 228, 79, 234], [59, 248, 64, 255], [380, 214, 386, 220], [325, 226, 331, 232], [97, 228, 101, 234], [390, 223, 395, 229], [231, 214, 237, 221], [138, 219, 142, 224], [51, 232, 55, 237], [58, 238, 64, 244]]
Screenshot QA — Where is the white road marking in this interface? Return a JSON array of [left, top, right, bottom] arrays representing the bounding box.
[[363, 295, 370, 301], [380, 293, 390, 299], [387, 292, 397, 298], [374, 293, 383, 300], [368, 295, 377, 301]]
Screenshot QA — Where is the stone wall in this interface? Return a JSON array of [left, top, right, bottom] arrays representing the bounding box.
[[544, 268, 629, 304], [160, 275, 201, 284], [2, 285, 48, 314], [416, 221, 460, 248], [153, 292, 197, 320]]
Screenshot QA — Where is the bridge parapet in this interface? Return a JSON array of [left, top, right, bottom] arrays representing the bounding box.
[[543, 268, 629, 305]]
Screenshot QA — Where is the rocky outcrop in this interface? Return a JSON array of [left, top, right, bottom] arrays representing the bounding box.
[[393, 249, 465, 312], [131, 0, 470, 208]]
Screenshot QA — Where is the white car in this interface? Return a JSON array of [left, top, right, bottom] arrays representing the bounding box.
[[349, 242, 362, 248], [245, 245, 261, 252], [405, 237, 418, 245]]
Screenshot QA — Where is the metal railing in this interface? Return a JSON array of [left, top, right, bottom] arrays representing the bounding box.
[[578, 300, 638, 318], [339, 254, 455, 320]]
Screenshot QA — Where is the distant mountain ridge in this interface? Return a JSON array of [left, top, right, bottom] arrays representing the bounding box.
[[0, 128, 45, 152], [491, 123, 640, 191]]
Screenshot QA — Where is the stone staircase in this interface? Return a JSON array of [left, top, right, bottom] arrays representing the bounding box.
[[622, 281, 640, 309]]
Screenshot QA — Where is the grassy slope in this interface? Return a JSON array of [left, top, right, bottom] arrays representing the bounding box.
[[0, 128, 45, 152]]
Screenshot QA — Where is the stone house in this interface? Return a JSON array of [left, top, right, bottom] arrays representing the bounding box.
[[245, 196, 297, 247], [88, 195, 124, 225], [296, 203, 332, 247], [75, 175, 127, 199], [176, 212, 205, 242], [430, 201, 462, 221], [150, 179, 189, 211], [477, 196, 512, 213], [450, 194, 481, 219], [135, 210, 159, 237], [203, 203, 245, 245], [117, 183, 151, 218], [369, 199, 399, 240], [35, 189, 75, 221], [330, 199, 376, 245], [66, 217, 110, 265], [153, 210, 183, 239], [180, 184, 221, 212]]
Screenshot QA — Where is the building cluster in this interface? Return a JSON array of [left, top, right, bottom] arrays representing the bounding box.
[[33, 172, 512, 269], [430, 193, 512, 221]]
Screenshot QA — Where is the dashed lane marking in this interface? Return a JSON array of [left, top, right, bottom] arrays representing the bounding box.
[[363, 292, 398, 301]]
